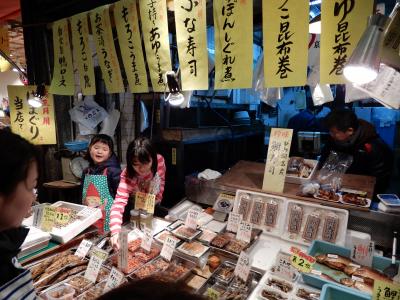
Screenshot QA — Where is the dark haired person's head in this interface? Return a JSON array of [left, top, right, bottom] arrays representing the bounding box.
[[324, 109, 359, 142], [85, 134, 115, 166], [98, 277, 204, 300], [126, 137, 157, 178], [0, 131, 39, 231]]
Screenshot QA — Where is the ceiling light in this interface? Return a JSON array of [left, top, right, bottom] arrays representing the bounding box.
[[309, 15, 321, 34], [28, 84, 46, 108], [343, 14, 389, 85]]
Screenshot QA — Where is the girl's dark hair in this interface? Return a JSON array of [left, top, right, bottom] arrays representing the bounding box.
[[85, 134, 115, 165], [126, 137, 157, 178], [0, 130, 40, 197]]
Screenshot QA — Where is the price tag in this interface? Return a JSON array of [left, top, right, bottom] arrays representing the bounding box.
[[144, 194, 156, 214], [236, 221, 252, 243], [54, 207, 72, 225], [32, 206, 44, 228], [135, 192, 156, 214], [274, 252, 295, 281], [350, 237, 374, 267], [118, 229, 129, 272], [234, 251, 252, 282], [227, 213, 242, 233], [40, 206, 56, 232], [75, 239, 93, 258], [84, 247, 108, 283], [185, 209, 200, 230], [207, 288, 220, 300], [373, 279, 400, 300], [290, 246, 316, 273], [77, 206, 98, 218], [104, 267, 125, 292], [160, 236, 177, 261], [141, 227, 153, 252]]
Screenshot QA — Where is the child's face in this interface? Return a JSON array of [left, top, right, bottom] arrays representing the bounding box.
[[90, 141, 111, 164], [132, 158, 153, 176]]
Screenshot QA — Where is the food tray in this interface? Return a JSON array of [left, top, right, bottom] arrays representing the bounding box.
[[338, 189, 372, 208], [233, 190, 287, 237], [153, 229, 182, 245], [281, 200, 348, 246], [285, 158, 318, 185], [320, 283, 370, 300], [197, 229, 218, 244], [171, 224, 202, 242], [177, 241, 210, 258], [302, 240, 397, 293], [294, 284, 321, 300], [209, 229, 262, 256]]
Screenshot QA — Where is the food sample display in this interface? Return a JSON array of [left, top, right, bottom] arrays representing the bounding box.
[[339, 188, 371, 207], [209, 229, 261, 255], [66, 275, 94, 294], [286, 157, 317, 183], [177, 241, 209, 258], [171, 225, 202, 241], [197, 229, 217, 244], [154, 229, 181, 244]]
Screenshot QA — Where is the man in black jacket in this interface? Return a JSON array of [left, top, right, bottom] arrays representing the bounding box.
[[321, 109, 393, 196]]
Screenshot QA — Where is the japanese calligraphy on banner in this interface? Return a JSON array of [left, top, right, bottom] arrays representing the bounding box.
[[90, 6, 124, 94], [0, 25, 9, 55], [214, 0, 253, 89], [263, 0, 309, 87], [8, 85, 57, 145], [320, 0, 374, 84], [174, 0, 208, 91], [139, 0, 172, 92], [71, 13, 96, 95], [49, 19, 75, 95], [262, 128, 293, 193], [115, 0, 149, 93]]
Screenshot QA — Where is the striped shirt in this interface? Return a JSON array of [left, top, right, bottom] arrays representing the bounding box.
[[110, 154, 166, 234], [0, 267, 36, 300]]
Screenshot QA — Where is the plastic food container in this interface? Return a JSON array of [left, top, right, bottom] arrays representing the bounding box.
[[45, 284, 76, 300], [320, 283, 370, 300]]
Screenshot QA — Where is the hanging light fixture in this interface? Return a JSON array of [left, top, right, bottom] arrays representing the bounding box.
[[343, 14, 389, 85], [28, 84, 46, 108], [164, 70, 185, 106]]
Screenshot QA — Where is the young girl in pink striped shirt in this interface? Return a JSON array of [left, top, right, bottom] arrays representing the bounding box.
[[110, 137, 166, 249]]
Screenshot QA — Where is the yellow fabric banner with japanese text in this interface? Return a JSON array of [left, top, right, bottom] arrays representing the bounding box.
[[115, 0, 149, 93], [174, 0, 208, 91], [320, 0, 374, 84], [263, 0, 309, 88], [139, 0, 172, 92], [0, 25, 9, 55], [214, 0, 253, 89], [90, 5, 124, 93], [49, 19, 75, 95], [8, 85, 57, 145], [71, 12, 96, 95]]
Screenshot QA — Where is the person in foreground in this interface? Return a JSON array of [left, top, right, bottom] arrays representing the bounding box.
[[98, 277, 204, 300], [321, 109, 393, 195], [0, 130, 39, 299]]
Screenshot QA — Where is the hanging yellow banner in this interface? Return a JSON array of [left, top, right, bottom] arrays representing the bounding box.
[[8, 85, 57, 145], [214, 0, 253, 89], [71, 13, 96, 96], [263, 0, 309, 88], [320, 0, 374, 84], [0, 25, 9, 55], [115, 0, 149, 93], [49, 19, 75, 95], [90, 6, 124, 94], [174, 0, 208, 91], [139, 0, 172, 92]]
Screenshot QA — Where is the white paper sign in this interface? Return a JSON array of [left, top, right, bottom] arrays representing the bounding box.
[[141, 227, 153, 252], [274, 252, 295, 281], [104, 267, 125, 292], [77, 206, 98, 218], [160, 236, 177, 261], [234, 251, 251, 282], [227, 213, 242, 233], [84, 247, 108, 283], [118, 229, 129, 271], [32, 206, 44, 228], [185, 209, 200, 230], [75, 239, 93, 259], [350, 237, 374, 267], [236, 221, 252, 243]]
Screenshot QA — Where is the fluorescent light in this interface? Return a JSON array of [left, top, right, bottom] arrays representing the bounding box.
[[343, 66, 378, 85], [309, 20, 321, 34], [28, 97, 43, 108]]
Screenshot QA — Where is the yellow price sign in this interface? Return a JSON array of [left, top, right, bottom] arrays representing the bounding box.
[[55, 207, 72, 225], [135, 192, 156, 214], [373, 279, 400, 300], [207, 287, 220, 300], [41, 206, 56, 232], [144, 194, 156, 214], [290, 246, 316, 273]]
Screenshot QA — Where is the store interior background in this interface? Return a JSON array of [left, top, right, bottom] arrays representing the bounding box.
[[0, 0, 399, 208]]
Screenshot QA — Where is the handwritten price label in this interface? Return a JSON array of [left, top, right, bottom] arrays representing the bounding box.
[[234, 251, 252, 282], [185, 209, 200, 230], [118, 229, 129, 272], [135, 192, 156, 214], [373, 279, 400, 300], [104, 267, 125, 292], [84, 247, 108, 283], [75, 239, 93, 258], [351, 237, 374, 267], [236, 221, 252, 243], [274, 252, 295, 281], [160, 236, 177, 261], [227, 213, 242, 233], [141, 227, 153, 252], [40, 206, 56, 232], [55, 207, 72, 225], [145, 194, 156, 214], [32, 205, 44, 228], [290, 246, 316, 273]]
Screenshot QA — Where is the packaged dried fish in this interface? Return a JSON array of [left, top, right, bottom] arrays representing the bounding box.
[[177, 241, 209, 258], [264, 200, 279, 228], [266, 277, 293, 293], [215, 264, 235, 284], [237, 193, 252, 221], [322, 213, 339, 243], [210, 233, 232, 248], [302, 212, 321, 242], [315, 253, 351, 271], [296, 288, 320, 300], [67, 275, 94, 294], [288, 205, 303, 235], [260, 289, 287, 300], [250, 198, 265, 225], [225, 239, 247, 254]]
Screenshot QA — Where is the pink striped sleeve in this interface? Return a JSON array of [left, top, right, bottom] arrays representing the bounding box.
[[156, 154, 166, 203], [110, 168, 135, 234]]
